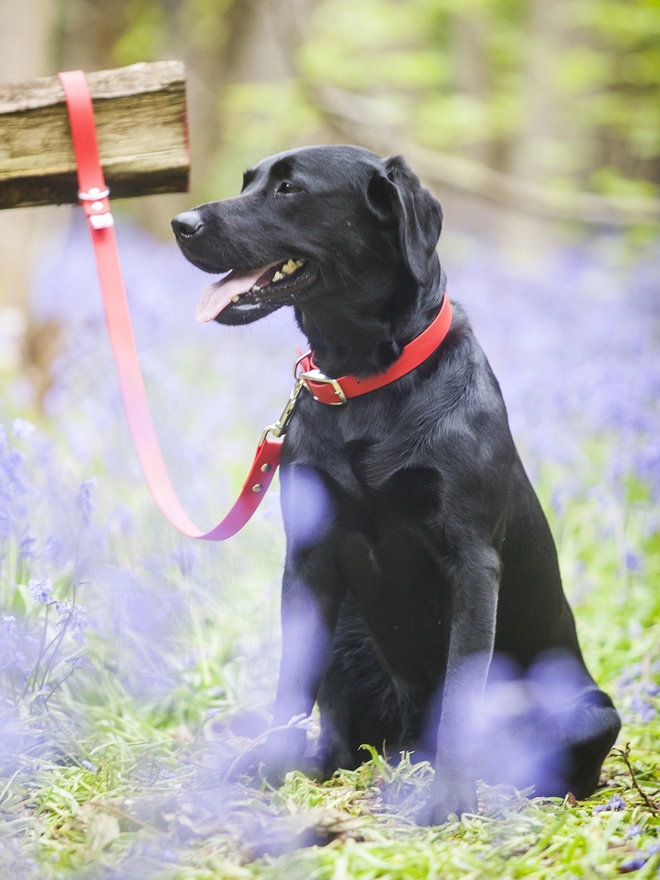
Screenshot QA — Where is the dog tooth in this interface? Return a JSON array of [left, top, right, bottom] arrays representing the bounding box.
[[281, 259, 297, 275], [294, 259, 304, 268], [232, 296, 240, 303], [272, 270, 285, 282]]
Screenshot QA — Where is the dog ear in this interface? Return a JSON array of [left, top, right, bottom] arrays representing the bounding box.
[[367, 156, 442, 288]]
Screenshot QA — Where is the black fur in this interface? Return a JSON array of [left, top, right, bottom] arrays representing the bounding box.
[[172, 145, 620, 824]]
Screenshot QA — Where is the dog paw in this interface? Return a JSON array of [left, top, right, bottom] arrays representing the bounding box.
[[416, 784, 477, 826], [416, 799, 455, 826], [260, 757, 297, 786], [260, 754, 319, 787], [222, 742, 268, 782], [262, 735, 316, 785]]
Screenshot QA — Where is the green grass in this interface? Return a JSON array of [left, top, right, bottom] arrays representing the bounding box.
[[1, 444, 659, 880]]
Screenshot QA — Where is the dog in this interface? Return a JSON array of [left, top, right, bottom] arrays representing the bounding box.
[[172, 145, 620, 824]]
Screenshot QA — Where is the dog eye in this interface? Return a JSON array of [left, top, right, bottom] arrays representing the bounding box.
[[276, 181, 302, 195]]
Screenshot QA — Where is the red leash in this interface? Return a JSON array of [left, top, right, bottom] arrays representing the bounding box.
[[57, 69, 453, 540], [58, 70, 281, 540]]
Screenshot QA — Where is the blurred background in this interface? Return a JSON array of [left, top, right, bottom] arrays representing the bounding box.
[[0, 0, 658, 402]]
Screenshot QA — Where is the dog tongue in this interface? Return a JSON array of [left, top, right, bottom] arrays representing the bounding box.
[[196, 267, 268, 323]]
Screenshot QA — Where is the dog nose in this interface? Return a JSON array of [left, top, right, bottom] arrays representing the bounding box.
[[171, 211, 202, 238]]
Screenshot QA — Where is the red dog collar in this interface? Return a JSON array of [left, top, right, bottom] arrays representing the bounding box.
[[296, 294, 452, 405], [59, 68, 452, 539], [260, 294, 453, 445]]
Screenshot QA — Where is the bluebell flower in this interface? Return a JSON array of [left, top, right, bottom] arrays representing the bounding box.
[[630, 694, 657, 720], [619, 843, 660, 874], [594, 793, 626, 812], [28, 579, 53, 605], [1, 446, 28, 495], [42, 536, 66, 568], [66, 656, 91, 670], [619, 855, 649, 872], [76, 477, 98, 528], [173, 545, 198, 578], [624, 550, 643, 573], [19, 534, 37, 560], [55, 601, 88, 642]]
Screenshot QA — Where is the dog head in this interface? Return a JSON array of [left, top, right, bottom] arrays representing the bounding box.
[[172, 145, 443, 326]]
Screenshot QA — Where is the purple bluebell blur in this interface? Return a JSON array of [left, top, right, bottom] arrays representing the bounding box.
[[433, 651, 603, 798]]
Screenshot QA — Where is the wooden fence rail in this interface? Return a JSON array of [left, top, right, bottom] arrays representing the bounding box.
[[0, 60, 189, 210]]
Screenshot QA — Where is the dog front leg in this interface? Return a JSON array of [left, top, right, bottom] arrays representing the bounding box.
[[265, 566, 339, 781], [419, 546, 500, 825]]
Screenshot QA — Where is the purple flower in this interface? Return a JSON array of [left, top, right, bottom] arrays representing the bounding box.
[[173, 545, 198, 578], [66, 656, 92, 670], [639, 704, 657, 721], [42, 535, 66, 568], [594, 793, 626, 813], [280, 466, 334, 549], [76, 477, 98, 528], [624, 550, 643, 573], [28, 578, 53, 605], [619, 855, 649, 872], [630, 694, 657, 720], [56, 602, 88, 643], [19, 534, 37, 560], [619, 844, 660, 873]]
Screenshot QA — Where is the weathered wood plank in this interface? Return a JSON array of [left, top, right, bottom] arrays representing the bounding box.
[[0, 60, 189, 209]]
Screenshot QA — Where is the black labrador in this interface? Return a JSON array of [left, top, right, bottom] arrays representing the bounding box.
[[172, 145, 620, 824]]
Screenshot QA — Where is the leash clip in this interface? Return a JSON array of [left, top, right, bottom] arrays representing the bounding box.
[[260, 378, 305, 445]]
